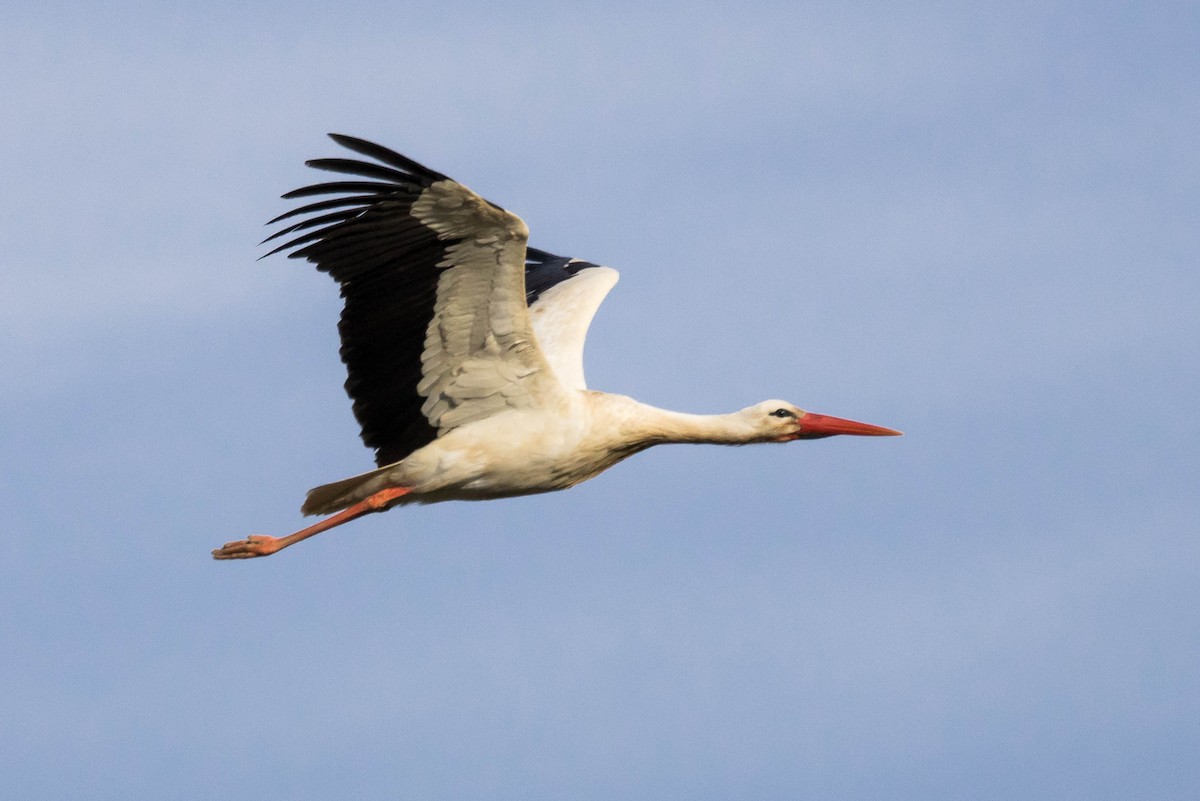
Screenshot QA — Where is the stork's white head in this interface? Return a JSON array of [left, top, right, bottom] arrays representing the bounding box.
[[743, 400, 903, 442]]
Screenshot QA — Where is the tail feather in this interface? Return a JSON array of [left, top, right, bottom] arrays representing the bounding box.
[[301, 464, 396, 516]]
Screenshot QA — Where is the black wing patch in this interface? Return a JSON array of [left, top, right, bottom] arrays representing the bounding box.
[[524, 248, 600, 306], [263, 134, 459, 468]]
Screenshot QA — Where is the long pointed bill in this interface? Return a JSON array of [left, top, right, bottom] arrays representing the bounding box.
[[796, 411, 903, 439]]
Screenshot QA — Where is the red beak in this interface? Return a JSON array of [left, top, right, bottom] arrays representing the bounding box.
[[795, 411, 903, 439]]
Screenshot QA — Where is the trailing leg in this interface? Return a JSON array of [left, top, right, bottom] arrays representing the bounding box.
[[211, 486, 411, 560]]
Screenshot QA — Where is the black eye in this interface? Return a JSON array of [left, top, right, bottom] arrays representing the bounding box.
[[769, 408, 795, 419]]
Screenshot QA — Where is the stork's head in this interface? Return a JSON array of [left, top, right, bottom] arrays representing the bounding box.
[[745, 400, 903, 442]]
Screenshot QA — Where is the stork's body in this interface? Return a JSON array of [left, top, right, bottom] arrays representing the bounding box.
[[213, 136, 900, 560]]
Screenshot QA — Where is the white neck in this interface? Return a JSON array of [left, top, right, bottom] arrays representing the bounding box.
[[591, 393, 757, 450]]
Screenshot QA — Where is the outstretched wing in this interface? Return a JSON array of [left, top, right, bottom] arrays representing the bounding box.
[[524, 248, 618, 391], [264, 134, 567, 467]]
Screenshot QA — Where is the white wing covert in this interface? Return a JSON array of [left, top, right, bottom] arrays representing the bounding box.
[[408, 180, 564, 434], [524, 249, 618, 391]]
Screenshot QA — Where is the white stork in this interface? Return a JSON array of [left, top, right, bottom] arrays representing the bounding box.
[[213, 135, 900, 559]]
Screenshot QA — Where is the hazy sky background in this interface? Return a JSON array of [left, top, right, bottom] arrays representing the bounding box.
[[3, 2, 1198, 799]]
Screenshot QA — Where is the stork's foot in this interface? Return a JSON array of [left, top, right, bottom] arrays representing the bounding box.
[[212, 534, 283, 560]]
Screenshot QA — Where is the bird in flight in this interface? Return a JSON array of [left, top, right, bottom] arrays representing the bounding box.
[[213, 135, 900, 559]]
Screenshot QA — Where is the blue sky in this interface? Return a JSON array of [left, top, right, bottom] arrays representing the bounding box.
[[3, 2, 1198, 799]]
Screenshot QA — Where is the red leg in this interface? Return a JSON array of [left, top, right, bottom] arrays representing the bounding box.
[[212, 486, 411, 560]]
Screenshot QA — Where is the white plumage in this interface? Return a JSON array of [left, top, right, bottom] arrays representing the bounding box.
[[528, 266, 619, 391], [213, 135, 900, 560]]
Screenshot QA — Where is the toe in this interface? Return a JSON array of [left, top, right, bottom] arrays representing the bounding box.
[[211, 535, 280, 560]]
